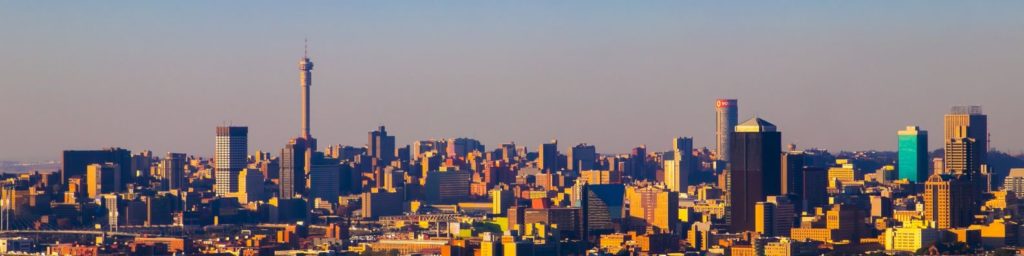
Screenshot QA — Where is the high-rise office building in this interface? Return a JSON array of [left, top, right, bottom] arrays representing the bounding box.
[[780, 151, 804, 196], [945, 138, 977, 176], [898, 126, 929, 182], [523, 208, 582, 239], [665, 137, 693, 193], [491, 187, 514, 215], [1004, 169, 1024, 198], [308, 164, 340, 200], [580, 183, 625, 240], [630, 146, 648, 180], [626, 185, 679, 234], [369, 126, 396, 165], [943, 106, 987, 176], [237, 168, 265, 203], [424, 170, 471, 204], [361, 188, 404, 219], [924, 174, 973, 229], [446, 138, 484, 159], [801, 168, 828, 213], [539, 140, 560, 172], [499, 143, 518, 162], [715, 99, 738, 162], [130, 151, 153, 182], [215, 126, 248, 196], [825, 204, 865, 244], [569, 143, 597, 172], [86, 163, 120, 200], [62, 148, 131, 188], [729, 117, 782, 233], [755, 196, 794, 237], [161, 153, 186, 191], [279, 138, 307, 199], [382, 168, 405, 191]]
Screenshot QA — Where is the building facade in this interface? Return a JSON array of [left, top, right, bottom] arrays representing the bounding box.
[[898, 126, 929, 182], [729, 118, 782, 233], [214, 126, 248, 196]]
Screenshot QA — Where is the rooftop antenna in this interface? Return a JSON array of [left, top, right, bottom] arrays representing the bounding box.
[[304, 37, 309, 58]]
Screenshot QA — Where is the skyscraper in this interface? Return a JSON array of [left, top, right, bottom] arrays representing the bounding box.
[[424, 170, 471, 204], [626, 185, 679, 234], [801, 167, 828, 213], [715, 99, 738, 162], [491, 187, 514, 215], [368, 126, 396, 165], [361, 188, 405, 219], [943, 106, 987, 176], [569, 143, 597, 172], [665, 137, 693, 193], [780, 151, 804, 196], [215, 126, 247, 196], [308, 164, 341, 200], [446, 138, 484, 159], [539, 140, 559, 172], [279, 138, 307, 199], [924, 174, 973, 229], [161, 153, 186, 190], [898, 126, 929, 182], [62, 148, 131, 188], [1003, 169, 1024, 198], [237, 168, 265, 203], [630, 146, 648, 180], [86, 163, 120, 200], [580, 183, 625, 240], [945, 138, 977, 176], [729, 117, 782, 233], [755, 196, 794, 237]]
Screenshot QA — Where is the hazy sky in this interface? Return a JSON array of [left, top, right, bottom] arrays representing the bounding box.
[[2, 1, 1024, 161]]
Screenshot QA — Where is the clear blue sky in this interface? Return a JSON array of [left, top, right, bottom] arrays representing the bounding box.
[[2, 1, 1024, 161]]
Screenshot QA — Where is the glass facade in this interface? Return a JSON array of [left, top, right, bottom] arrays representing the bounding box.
[[898, 127, 928, 182]]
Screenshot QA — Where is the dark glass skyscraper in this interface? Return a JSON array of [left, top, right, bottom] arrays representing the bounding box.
[[368, 126, 396, 165], [801, 167, 828, 212], [630, 146, 647, 179], [780, 151, 804, 196], [62, 148, 132, 191], [580, 183, 624, 241], [539, 140, 559, 172], [569, 143, 597, 172], [728, 117, 781, 233]]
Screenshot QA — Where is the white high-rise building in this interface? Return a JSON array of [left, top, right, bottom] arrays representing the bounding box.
[[215, 126, 247, 196]]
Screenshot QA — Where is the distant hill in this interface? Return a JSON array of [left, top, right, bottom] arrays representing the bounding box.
[[0, 161, 59, 174], [929, 149, 1024, 188]]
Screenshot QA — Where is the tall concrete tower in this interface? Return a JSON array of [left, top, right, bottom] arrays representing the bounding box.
[[715, 99, 738, 162], [299, 40, 315, 144]]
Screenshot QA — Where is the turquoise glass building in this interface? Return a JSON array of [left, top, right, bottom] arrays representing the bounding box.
[[898, 126, 929, 182]]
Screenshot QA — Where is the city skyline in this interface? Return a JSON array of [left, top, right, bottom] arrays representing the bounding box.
[[3, 2, 1024, 161], [3, 2, 1024, 255]]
